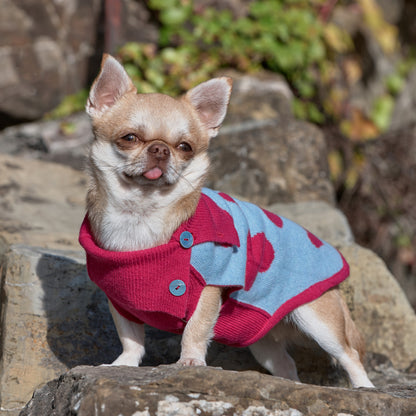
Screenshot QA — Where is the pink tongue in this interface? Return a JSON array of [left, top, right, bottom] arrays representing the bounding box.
[[143, 167, 163, 180]]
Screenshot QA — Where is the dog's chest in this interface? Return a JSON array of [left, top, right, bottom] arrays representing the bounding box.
[[100, 205, 169, 251]]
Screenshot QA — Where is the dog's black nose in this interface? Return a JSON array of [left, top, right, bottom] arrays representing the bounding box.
[[148, 143, 170, 160]]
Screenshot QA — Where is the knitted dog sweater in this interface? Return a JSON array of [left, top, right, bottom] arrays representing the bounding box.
[[79, 188, 349, 347]]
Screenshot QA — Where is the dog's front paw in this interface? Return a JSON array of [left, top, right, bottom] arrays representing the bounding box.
[[177, 357, 206, 367], [106, 352, 141, 367]]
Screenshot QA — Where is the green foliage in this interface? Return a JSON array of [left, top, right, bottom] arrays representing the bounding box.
[[45, 89, 88, 119], [368, 54, 416, 133], [48, 0, 412, 141], [371, 95, 395, 132], [119, 0, 327, 119], [293, 99, 325, 124]]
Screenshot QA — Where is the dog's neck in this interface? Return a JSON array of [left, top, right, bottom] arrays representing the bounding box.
[[86, 150, 207, 252]]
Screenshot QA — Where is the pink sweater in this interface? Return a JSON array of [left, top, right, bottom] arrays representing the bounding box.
[[79, 189, 349, 347]]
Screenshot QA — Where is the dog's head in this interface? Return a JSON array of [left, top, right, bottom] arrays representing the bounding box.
[[86, 54, 232, 192]]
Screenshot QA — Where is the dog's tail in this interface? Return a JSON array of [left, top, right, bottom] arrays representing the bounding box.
[[341, 296, 366, 363]]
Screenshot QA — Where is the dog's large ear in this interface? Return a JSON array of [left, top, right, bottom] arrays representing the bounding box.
[[86, 54, 136, 117], [185, 77, 232, 138]]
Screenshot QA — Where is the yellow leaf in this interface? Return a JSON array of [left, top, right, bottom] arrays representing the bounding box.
[[357, 0, 398, 54], [345, 166, 359, 190], [343, 58, 362, 85], [328, 150, 344, 182], [142, 43, 157, 59], [324, 23, 353, 54], [340, 109, 379, 141], [323, 87, 348, 119], [320, 61, 338, 85]]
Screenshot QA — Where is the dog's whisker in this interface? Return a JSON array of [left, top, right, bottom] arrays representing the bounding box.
[[169, 165, 199, 193]]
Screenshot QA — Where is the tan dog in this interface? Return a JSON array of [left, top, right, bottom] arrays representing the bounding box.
[[80, 54, 374, 388]]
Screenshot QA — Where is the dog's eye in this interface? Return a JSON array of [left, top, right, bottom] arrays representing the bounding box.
[[177, 142, 192, 152], [122, 134, 138, 142], [115, 134, 142, 150]]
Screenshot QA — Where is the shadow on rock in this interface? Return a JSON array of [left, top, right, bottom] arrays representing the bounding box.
[[36, 252, 121, 368]]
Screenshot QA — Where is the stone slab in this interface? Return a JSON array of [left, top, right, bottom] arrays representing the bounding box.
[[267, 200, 354, 247], [20, 365, 416, 416], [0, 245, 114, 414], [0, 153, 86, 251], [340, 244, 416, 371]]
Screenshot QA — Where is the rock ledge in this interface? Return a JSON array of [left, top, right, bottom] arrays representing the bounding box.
[[21, 365, 416, 416]]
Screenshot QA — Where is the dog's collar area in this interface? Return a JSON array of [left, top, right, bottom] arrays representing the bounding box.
[[78, 191, 240, 264], [173, 191, 240, 248]]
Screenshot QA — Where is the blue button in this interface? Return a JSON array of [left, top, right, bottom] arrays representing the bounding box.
[[180, 231, 194, 248], [169, 279, 186, 296]]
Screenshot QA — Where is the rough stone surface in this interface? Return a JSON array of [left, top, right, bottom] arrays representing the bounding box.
[[20, 365, 416, 416], [0, 112, 92, 170], [0, 0, 157, 126], [340, 244, 416, 371], [0, 244, 258, 415], [0, 153, 86, 250], [0, 246, 101, 413], [390, 64, 416, 130], [208, 74, 334, 206]]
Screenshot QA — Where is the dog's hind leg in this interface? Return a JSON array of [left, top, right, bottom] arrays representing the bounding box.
[[290, 288, 374, 388], [249, 322, 300, 381]]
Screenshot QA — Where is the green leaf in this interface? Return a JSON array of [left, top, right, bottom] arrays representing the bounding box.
[[160, 7, 190, 26], [396, 233, 412, 248], [124, 63, 142, 81], [148, 0, 178, 11], [371, 95, 395, 131], [308, 39, 325, 63], [386, 73, 404, 96], [118, 42, 144, 64], [250, 1, 282, 18], [292, 99, 308, 120], [307, 103, 325, 124], [45, 89, 88, 119]]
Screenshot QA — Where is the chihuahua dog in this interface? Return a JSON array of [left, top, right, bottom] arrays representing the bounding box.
[[79, 54, 374, 388]]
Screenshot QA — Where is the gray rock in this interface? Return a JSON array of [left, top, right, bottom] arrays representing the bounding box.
[[340, 244, 416, 371], [267, 201, 354, 247], [0, 0, 157, 126], [0, 245, 116, 414], [208, 74, 334, 205], [390, 65, 416, 131], [0, 113, 93, 170], [19, 365, 416, 416], [0, 153, 86, 250]]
